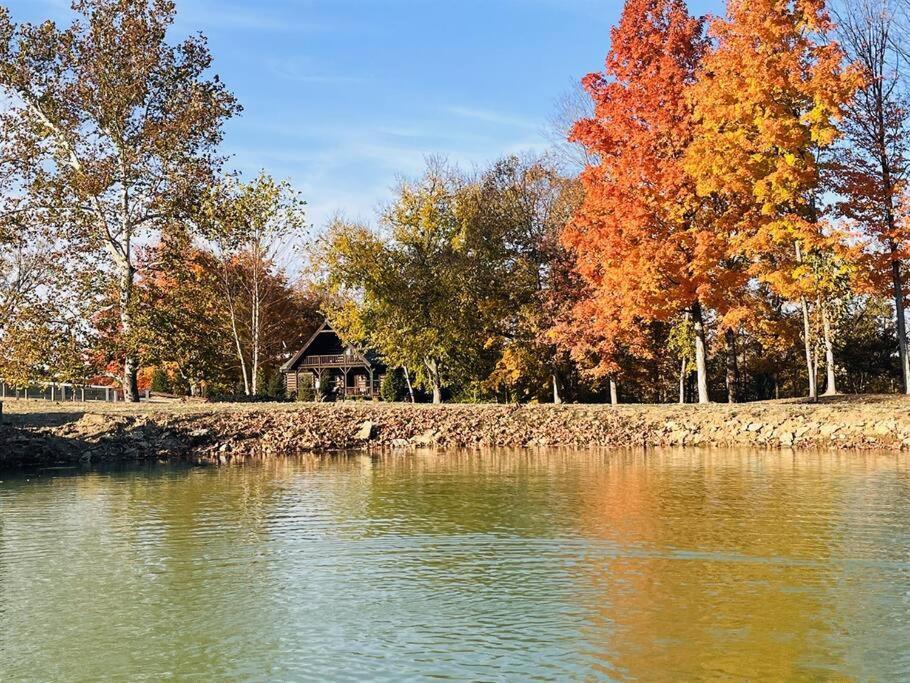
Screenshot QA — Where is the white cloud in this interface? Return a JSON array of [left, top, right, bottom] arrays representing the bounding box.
[[443, 105, 540, 130], [262, 57, 365, 86], [225, 107, 556, 235]]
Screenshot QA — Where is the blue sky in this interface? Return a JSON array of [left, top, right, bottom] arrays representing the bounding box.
[[14, 0, 723, 232]]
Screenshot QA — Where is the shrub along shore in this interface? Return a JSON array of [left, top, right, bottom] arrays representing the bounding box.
[[1, 396, 909, 469]]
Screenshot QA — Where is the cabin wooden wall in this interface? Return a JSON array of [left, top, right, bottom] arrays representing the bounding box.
[[285, 371, 316, 397], [285, 371, 299, 396]]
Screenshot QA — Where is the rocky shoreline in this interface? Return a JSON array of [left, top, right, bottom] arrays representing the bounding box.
[[2, 398, 909, 469]]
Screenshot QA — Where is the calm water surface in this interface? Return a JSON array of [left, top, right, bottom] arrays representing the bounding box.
[[2, 449, 910, 680]]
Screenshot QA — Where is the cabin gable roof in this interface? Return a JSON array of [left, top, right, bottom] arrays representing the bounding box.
[[281, 320, 382, 373]]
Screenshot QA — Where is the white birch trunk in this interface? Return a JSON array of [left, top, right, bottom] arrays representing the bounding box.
[[891, 258, 910, 394], [403, 367, 415, 403], [692, 302, 710, 405], [820, 299, 837, 396], [795, 242, 817, 400]]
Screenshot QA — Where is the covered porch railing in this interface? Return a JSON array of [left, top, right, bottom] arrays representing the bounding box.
[[301, 354, 367, 367], [342, 383, 381, 398], [297, 366, 381, 399]]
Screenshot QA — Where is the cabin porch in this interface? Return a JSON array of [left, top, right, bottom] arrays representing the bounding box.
[[289, 366, 381, 400]]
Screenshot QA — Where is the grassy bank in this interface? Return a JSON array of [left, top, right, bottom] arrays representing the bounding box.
[[2, 395, 909, 469]]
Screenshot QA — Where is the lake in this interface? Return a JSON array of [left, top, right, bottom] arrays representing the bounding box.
[[2, 449, 910, 680]]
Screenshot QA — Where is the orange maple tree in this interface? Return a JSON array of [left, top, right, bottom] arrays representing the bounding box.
[[685, 0, 861, 399], [560, 0, 730, 403]]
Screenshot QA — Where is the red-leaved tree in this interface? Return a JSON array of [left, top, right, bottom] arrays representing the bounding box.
[[560, 0, 731, 403]]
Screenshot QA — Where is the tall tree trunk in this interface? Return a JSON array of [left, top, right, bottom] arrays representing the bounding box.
[[118, 259, 140, 403], [552, 373, 562, 404], [691, 301, 710, 404], [250, 243, 262, 396], [221, 266, 251, 396], [875, 65, 910, 392], [403, 367, 415, 403], [725, 328, 740, 403], [820, 298, 837, 396], [890, 254, 910, 394], [801, 296, 817, 400], [794, 242, 817, 400], [609, 377, 618, 405], [251, 305, 259, 395], [228, 299, 251, 396], [425, 357, 442, 404], [813, 344, 820, 397], [679, 357, 687, 404]]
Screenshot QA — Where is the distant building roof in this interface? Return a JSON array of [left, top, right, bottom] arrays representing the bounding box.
[[281, 319, 385, 373]]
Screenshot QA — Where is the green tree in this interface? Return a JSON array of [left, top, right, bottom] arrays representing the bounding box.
[[668, 315, 696, 404], [461, 156, 582, 403], [266, 369, 286, 400], [319, 162, 487, 403], [150, 366, 171, 394], [380, 369, 407, 402]]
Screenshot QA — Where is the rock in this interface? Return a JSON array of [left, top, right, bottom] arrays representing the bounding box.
[[873, 420, 896, 436], [5, 399, 910, 468], [668, 430, 688, 444], [355, 420, 374, 441], [412, 429, 438, 447]]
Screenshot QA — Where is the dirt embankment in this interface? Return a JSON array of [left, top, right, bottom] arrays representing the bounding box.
[[1, 397, 909, 468]]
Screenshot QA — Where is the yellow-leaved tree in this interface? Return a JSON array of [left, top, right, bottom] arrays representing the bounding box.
[[686, 0, 862, 398]]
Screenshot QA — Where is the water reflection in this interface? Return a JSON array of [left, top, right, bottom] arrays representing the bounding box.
[[2, 450, 909, 680]]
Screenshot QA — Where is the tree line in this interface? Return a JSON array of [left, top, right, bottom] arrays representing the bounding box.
[[321, 0, 910, 404], [2, 0, 910, 405]]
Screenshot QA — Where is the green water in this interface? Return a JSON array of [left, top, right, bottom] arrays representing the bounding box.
[[2, 450, 910, 681]]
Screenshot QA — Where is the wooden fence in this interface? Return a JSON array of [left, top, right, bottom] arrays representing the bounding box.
[[0, 381, 145, 403]]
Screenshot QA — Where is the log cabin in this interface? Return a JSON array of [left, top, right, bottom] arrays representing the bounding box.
[[281, 320, 385, 400]]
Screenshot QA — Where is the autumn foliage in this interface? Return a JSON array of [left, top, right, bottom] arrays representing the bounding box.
[[555, 0, 895, 403], [3, 0, 910, 404], [559, 0, 726, 402]]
